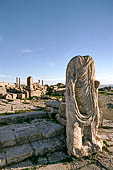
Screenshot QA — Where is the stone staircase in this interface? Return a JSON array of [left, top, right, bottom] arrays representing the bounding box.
[[0, 111, 68, 168]]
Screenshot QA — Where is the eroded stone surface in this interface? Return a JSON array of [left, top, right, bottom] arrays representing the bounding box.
[[0, 127, 16, 148], [66, 55, 103, 157], [32, 136, 64, 156], [0, 119, 64, 149], [47, 151, 69, 163], [5, 144, 33, 165], [0, 111, 47, 126], [0, 152, 6, 167], [46, 101, 60, 108]]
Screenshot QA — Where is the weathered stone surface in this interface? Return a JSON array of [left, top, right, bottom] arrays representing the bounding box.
[[103, 119, 113, 128], [36, 163, 69, 170], [4, 94, 13, 100], [107, 146, 113, 152], [17, 93, 25, 99], [0, 99, 38, 114], [0, 118, 64, 149], [5, 160, 33, 170], [5, 144, 33, 165], [46, 101, 60, 108], [59, 102, 66, 119], [98, 128, 113, 141], [0, 152, 6, 167], [37, 157, 48, 165], [30, 89, 42, 97], [106, 140, 113, 146], [80, 164, 100, 170], [32, 136, 65, 156], [27, 76, 34, 90], [0, 86, 6, 98], [56, 114, 66, 126], [11, 93, 17, 99], [0, 111, 47, 125], [66, 55, 103, 158], [0, 127, 16, 148], [96, 151, 113, 169], [47, 151, 69, 163]]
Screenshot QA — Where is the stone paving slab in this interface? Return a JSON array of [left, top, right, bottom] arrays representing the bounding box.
[[3, 150, 113, 170], [4, 151, 70, 170], [0, 111, 47, 125], [0, 119, 64, 149], [0, 137, 66, 168], [107, 146, 113, 152], [80, 164, 100, 170], [46, 101, 60, 108], [32, 137, 65, 156], [103, 119, 113, 128], [0, 152, 6, 167], [37, 164, 69, 170], [5, 144, 33, 166], [0, 99, 38, 114], [47, 151, 69, 164], [4, 163, 69, 170], [0, 127, 16, 148], [4, 160, 33, 170]]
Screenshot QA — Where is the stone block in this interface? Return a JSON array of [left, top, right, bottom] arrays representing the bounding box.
[[47, 151, 69, 164], [0, 86, 6, 95], [59, 102, 66, 119], [46, 101, 60, 108], [32, 137, 64, 156], [0, 127, 16, 149], [0, 152, 6, 167], [5, 144, 33, 165], [17, 93, 25, 99], [11, 93, 17, 99]]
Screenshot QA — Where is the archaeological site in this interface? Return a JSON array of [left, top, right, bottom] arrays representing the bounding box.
[[0, 55, 113, 170], [1, 0, 112, 169]]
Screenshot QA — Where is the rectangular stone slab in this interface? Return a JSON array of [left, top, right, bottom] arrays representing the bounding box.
[[32, 136, 64, 156], [5, 144, 33, 165], [0, 152, 6, 167], [0, 127, 16, 148]]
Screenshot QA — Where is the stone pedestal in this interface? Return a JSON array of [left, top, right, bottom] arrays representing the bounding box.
[[66, 55, 103, 158]]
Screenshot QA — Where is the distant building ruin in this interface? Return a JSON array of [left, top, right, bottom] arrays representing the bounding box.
[[27, 76, 34, 90]]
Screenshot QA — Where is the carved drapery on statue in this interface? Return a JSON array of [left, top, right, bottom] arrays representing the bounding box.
[[66, 55, 103, 158]]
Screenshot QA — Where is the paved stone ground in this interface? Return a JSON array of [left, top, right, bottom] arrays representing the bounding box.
[[1, 93, 113, 170], [2, 150, 113, 170], [2, 121, 113, 170], [0, 98, 48, 115]]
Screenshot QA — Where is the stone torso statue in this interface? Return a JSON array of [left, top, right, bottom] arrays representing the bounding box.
[[66, 55, 102, 157]]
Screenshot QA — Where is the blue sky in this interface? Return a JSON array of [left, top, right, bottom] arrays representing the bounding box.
[[0, 0, 113, 85]]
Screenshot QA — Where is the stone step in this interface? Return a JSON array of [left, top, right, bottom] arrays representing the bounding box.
[[0, 111, 47, 126], [0, 136, 66, 167], [5, 151, 69, 169], [0, 118, 65, 149]]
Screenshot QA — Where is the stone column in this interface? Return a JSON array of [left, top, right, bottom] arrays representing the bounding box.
[[42, 80, 44, 86], [38, 80, 40, 87], [16, 77, 18, 88], [38, 80, 40, 84], [19, 77, 21, 88], [27, 76, 34, 90], [66, 55, 103, 158]]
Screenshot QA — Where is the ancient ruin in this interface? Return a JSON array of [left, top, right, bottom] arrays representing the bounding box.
[[66, 55, 103, 157], [27, 76, 34, 90]]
